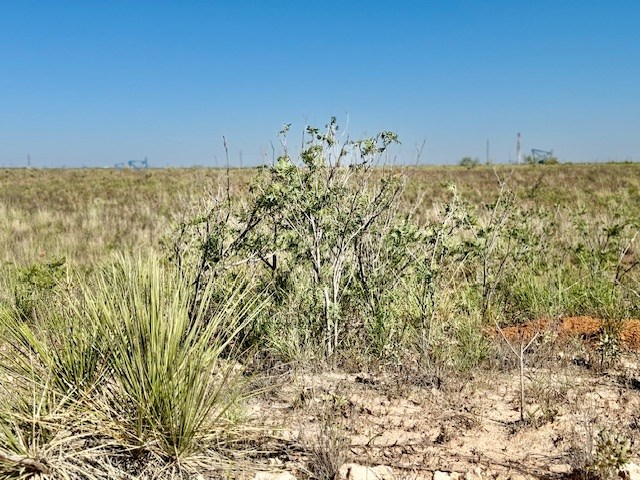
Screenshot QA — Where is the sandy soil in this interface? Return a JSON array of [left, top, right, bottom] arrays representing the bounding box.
[[244, 319, 640, 480]]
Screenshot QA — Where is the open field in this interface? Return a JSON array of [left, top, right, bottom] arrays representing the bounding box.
[[0, 162, 639, 479], [2, 163, 640, 263]]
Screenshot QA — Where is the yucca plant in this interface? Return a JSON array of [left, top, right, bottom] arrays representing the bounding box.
[[0, 364, 121, 480], [2, 310, 105, 400], [82, 254, 262, 461], [0, 255, 264, 476]]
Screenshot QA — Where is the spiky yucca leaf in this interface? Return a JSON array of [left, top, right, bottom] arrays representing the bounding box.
[[0, 370, 124, 480], [82, 255, 263, 459]]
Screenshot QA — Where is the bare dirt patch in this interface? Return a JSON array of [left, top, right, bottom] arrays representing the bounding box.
[[247, 352, 640, 480]]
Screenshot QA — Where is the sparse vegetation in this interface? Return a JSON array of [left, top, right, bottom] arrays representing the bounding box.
[[0, 122, 639, 478]]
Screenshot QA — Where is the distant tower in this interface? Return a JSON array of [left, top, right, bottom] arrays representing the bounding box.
[[486, 139, 490, 164], [516, 132, 522, 164]]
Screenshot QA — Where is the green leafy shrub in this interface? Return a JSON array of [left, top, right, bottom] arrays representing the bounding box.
[[589, 431, 631, 479], [459, 157, 479, 168], [166, 119, 409, 359], [12, 257, 66, 322]]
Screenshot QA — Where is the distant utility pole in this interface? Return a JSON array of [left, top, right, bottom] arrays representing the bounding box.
[[239, 150, 243, 169], [27, 154, 31, 168], [516, 132, 522, 164], [414, 138, 426, 166], [486, 140, 490, 164]]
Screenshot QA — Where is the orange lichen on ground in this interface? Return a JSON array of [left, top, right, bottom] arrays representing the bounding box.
[[496, 316, 640, 350]]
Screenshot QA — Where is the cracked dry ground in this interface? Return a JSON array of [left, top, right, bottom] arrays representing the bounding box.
[[246, 322, 640, 479]]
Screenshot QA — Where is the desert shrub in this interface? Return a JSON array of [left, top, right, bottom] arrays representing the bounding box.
[[459, 157, 480, 168], [12, 257, 66, 323], [462, 184, 549, 323], [459, 184, 639, 326], [569, 208, 639, 318], [166, 119, 414, 359], [570, 425, 632, 480], [163, 123, 640, 372], [246, 120, 405, 356]]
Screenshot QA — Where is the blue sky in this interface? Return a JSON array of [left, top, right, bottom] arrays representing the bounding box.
[[1, 1, 639, 167]]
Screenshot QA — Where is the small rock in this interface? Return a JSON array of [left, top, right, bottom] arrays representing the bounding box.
[[253, 472, 297, 480], [465, 469, 483, 480], [448, 463, 468, 474], [339, 463, 394, 480], [508, 474, 527, 480], [622, 462, 640, 480], [434, 471, 452, 480], [372, 466, 394, 479], [548, 464, 571, 474], [408, 472, 433, 480]]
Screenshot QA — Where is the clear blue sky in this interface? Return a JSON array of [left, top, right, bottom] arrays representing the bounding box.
[[1, 1, 639, 167]]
